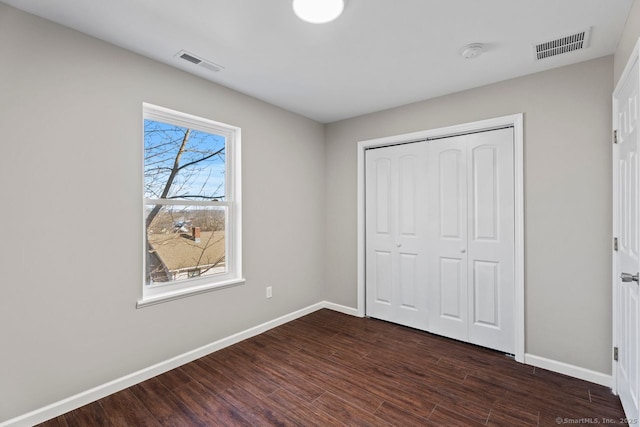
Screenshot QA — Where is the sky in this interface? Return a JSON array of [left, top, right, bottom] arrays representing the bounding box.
[[144, 119, 226, 201]]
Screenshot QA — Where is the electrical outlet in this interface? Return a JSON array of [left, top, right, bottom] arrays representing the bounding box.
[[266, 286, 272, 299]]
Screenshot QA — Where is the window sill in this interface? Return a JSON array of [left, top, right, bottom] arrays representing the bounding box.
[[137, 278, 246, 308]]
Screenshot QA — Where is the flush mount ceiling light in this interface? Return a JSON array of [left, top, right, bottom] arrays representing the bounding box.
[[293, 0, 344, 24], [460, 43, 485, 59]]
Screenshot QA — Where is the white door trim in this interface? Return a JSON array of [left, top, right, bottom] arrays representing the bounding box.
[[356, 113, 525, 362]]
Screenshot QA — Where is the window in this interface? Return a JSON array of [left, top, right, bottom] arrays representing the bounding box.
[[138, 104, 243, 307]]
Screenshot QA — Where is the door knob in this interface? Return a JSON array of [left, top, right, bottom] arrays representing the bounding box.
[[396, 243, 402, 248], [460, 249, 466, 253], [621, 272, 639, 283]]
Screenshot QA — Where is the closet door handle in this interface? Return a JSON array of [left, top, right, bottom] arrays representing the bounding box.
[[460, 249, 466, 253]]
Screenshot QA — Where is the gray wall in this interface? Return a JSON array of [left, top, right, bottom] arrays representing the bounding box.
[[324, 56, 614, 374], [615, 0, 640, 82], [0, 4, 325, 421]]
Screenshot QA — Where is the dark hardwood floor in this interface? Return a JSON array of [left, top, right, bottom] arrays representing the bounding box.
[[38, 309, 624, 426]]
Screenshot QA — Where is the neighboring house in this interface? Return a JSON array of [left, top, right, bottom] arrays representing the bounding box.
[[147, 229, 226, 282]]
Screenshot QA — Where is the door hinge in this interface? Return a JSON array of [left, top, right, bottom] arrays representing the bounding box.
[[614, 346, 619, 361], [614, 237, 619, 252], [614, 130, 618, 144]]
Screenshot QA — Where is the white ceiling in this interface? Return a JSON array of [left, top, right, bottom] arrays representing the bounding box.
[[2, 0, 634, 123]]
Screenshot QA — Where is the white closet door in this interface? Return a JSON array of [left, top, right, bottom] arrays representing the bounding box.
[[466, 128, 515, 354], [366, 128, 515, 354], [427, 129, 515, 353], [365, 142, 429, 330], [427, 135, 469, 341]]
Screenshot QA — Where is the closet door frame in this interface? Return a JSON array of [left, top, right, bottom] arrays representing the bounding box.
[[356, 113, 524, 363]]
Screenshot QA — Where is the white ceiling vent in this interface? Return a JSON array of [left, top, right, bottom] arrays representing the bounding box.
[[534, 28, 591, 60], [175, 50, 224, 73]]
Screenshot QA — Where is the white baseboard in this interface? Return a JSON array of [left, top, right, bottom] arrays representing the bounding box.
[[525, 353, 612, 388], [322, 301, 360, 317], [1, 301, 334, 427]]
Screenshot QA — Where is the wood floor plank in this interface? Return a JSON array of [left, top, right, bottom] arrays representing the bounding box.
[[590, 385, 627, 411], [265, 388, 344, 427], [327, 331, 378, 356], [154, 366, 196, 391], [283, 349, 387, 413], [462, 375, 511, 401], [532, 366, 593, 400], [216, 384, 299, 427], [364, 347, 465, 386], [176, 358, 235, 395], [428, 404, 488, 426], [407, 382, 493, 424], [312, 391, 392, 427], [487, 401, 540, 426], [60, 401, 111, 427], [167, 379, 251, 426], [324, 349, 440, 419], [130, 377, 204, 427], [94, 389, 158, 427], [238, 352, 326, 403], [200, 350, 281, 397], [494, 391, 544, 421], [36, 309, 625, 426], [267, 326, 337, 358], [373, 400, 437, 426], [35, 416, 68, 427]]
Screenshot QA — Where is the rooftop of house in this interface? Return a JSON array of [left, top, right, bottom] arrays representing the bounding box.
[[148, 230, 225, 273]]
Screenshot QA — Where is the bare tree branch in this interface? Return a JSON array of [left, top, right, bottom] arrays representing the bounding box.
[[146, 128, 191, 227], [176, 147, 224, 172]]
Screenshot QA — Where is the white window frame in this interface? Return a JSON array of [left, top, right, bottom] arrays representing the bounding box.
[[137, 103, 243, 308]]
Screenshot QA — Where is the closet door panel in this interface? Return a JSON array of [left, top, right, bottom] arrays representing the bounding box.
[[472, 260, 499, 326], [428, 136, 468, 341], [439, 149, 465, 239], [399, 253, 418, 308], [472, 145, 499, 241], [399, 155, 418, 236], [439, 257, 465, 320], [467, 128, 515, 354], [374, 250, 392, 304], [374, 158, 392, 235], [365, 142, 430, 330]]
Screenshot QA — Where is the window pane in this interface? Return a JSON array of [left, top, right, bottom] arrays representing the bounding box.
[[145, 204, 227, 285], [144, 120, 226, 201]]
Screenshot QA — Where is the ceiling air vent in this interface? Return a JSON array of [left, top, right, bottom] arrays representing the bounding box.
[[534, 28, 591, 60], [175, 50, 224, 73]]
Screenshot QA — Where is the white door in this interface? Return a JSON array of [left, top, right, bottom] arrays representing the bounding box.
[[615, 54, 640, 421], [466, 129, 515, 353], [365, 142, 429, 330], [428, 128, 515, 354], [427, 135, 469, 341]]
